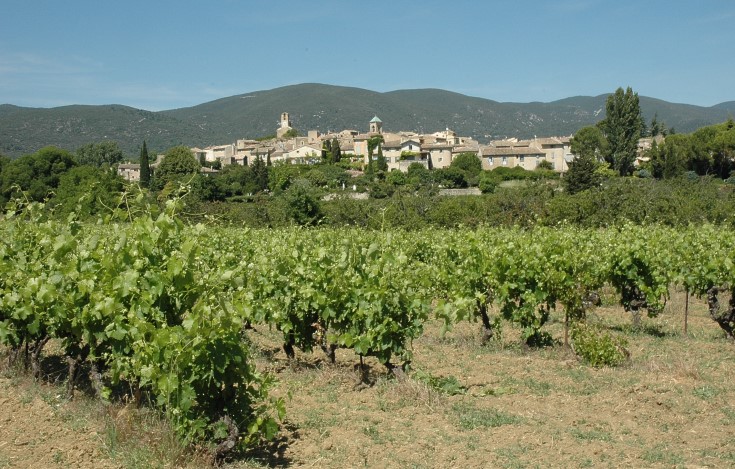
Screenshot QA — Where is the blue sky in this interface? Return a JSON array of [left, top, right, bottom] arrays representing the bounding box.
[[1, 0, 733, 110]]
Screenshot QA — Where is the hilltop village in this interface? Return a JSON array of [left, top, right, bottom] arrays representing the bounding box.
[[196, 112, 574, 172]]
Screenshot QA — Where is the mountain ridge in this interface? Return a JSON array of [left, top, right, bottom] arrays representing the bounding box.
[[1, 83, 733, 157]]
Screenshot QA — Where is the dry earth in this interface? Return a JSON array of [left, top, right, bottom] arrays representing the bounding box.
[[0, 376, 119, 468]]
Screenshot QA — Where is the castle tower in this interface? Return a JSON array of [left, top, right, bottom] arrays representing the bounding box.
[[369, 115, 383, 134]]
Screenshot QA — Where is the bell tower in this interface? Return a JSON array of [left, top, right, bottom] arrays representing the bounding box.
[[369, 115, 382, 134]]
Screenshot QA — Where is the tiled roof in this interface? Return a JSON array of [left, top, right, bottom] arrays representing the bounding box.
[[481, 146, 544, 156]]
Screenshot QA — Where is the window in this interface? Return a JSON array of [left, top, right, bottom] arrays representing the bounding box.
[[502, 156, 507, 166], [519, 156, 525, 163], [487, 157, 493, 166]]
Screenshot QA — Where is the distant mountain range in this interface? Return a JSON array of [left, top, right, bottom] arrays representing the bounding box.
[[1, 83, 733, 157]]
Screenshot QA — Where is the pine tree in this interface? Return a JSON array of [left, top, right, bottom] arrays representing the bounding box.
[[139, 140, 151, 188]]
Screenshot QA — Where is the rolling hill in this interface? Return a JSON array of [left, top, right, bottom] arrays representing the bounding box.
[[1, 83, 732, 157]]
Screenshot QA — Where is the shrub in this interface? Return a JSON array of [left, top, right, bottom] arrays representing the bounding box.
[[571, 323, 629, 367]]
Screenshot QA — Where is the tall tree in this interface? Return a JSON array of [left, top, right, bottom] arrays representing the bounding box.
[[251, 155, 269, 192], [599, 87, 645, 176], [331, 138, 341, 163], [712, 119, 735, 179], [322, 139, 332, 164], [139, 140, 151, 188], [376, 144, 388, 172], [647, 135, 688, 179], [649, 113, 667, 137]]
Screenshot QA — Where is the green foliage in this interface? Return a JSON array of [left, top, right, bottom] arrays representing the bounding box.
[[571, 324, 629, 367], [281, 179, 323, 226], [564, 151, 601, 194], [478, 172, 497, 193], [302, 164, 349, 189], [152, 146, 200, 191], [51, 166, 124, 218], [646, 135, 687, 179], [435, 166, 468, 188], [450, 152, 482, 177], [536, 160, 554, 170], [406, 162, 432, 186], [281, 128, 298, 139], [599, 87, 644, 176], [570, 126, 607, 163], [321, 139, 332, 164], [331, 138, 342, 163], [76, 141, 124, 168], [376, 145, 388, 173], [0, 146, 77, 205], [250, 156, 269, 193], [386, 169, 407, 186], [0, 198, 284, 453]]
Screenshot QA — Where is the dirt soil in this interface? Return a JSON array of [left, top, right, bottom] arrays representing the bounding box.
[[0, 376, 119, 468]]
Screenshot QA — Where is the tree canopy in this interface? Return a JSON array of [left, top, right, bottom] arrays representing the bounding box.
[[0, 146, 77, 204], [450, 152, 482, 174], [152, 146, 200, 190], [76, 141, 124, 167], [52, 165, 124, 217]]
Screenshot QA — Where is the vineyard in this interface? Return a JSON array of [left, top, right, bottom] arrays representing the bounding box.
[[1, 197, 735, 466]]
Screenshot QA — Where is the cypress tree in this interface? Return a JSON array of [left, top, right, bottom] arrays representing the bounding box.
[[139, 140, 151, 188], [322, 140, 332, 164], [252, 156, 269, 192], [377, 144, 388, 172], [331, 138, 341, 163]]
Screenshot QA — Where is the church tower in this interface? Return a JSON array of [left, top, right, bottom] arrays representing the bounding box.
[[276, 112, 293, 138], [369, 115, 383, 134]]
